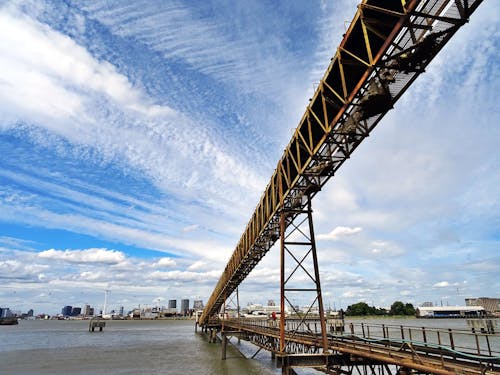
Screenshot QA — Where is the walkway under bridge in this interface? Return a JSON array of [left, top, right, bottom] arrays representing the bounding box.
[[204, 318, 499, 374]]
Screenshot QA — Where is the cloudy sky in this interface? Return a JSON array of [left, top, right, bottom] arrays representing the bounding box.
[[0, 0, 498, 315]]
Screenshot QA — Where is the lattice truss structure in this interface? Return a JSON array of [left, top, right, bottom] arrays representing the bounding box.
[[200, 0, 484, 325], [278, 197, 329, 353]]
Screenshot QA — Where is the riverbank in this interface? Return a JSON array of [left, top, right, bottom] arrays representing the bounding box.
[[0, 317, 18, 325]]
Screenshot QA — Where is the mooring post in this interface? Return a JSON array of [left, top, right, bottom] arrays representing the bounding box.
[[281, 363, 298, 375], [221, 332, 227, 360]]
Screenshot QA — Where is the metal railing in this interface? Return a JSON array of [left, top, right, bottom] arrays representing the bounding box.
[[340, 322, 500, 359], [225, 318, 500, 359]]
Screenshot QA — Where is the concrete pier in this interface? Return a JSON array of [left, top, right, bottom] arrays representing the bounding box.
[[88, 319, 106, 332]]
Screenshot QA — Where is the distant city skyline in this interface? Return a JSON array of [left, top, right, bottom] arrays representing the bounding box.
[[0, 1, 498, 314], [4, 294, 499, 317]]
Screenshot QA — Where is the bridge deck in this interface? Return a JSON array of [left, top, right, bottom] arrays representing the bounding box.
[[221, 319, 499, 374]]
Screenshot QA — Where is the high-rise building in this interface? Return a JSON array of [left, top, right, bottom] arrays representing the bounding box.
[[61, 306, 72, 317], [181, 299, 189, 314], [0, 307, 12, 318], [168, 299, 177, 309], [71, 307, 81, 316], [27, 309, 34, 317], [193, 300, 204, 310], [119, 306, 124, 316], [83, 304, 91, 316]]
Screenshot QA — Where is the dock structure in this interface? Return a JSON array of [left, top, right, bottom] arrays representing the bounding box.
[[216, 318, 499, 374], [88, 318, 106, 332], [195, 0, 497, 374]]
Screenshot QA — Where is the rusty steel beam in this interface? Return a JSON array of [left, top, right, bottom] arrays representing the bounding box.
[[199, 0, 485, 325]]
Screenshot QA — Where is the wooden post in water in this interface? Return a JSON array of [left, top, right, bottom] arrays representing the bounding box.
[[221, 332, 227, 360]]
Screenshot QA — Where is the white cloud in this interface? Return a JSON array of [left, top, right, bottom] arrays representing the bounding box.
[[149, 270, 219, 282], [182, 224, 199, 233], [463, 260, 500, 273], [317, 226, 362, 241], [246, 267, 280, 284], [341, 290, 356, 298], [369, 241, 405, 257], [0, 236, 36, 251], [433, 281, 450, 288], [187, 260, 205, 271], [156, 257, 176, 268], [0, 8, 172, 120], [78, 271, 104, 281], [38, 248, 125, 264], [0, 258, 49, 282]]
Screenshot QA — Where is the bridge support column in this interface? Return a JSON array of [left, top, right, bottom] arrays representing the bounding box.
[[278, 357, 298, 375], [221, 333, 227, 360], [279, 195, 330, 355], [282, 366, 298, 375], [209, 328, 217, 343]]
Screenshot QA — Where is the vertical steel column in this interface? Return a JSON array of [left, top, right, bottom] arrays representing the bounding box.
[[306, 196, 329, 354], [222, 292, 226, 333], [237, 287, 241, 344], [236, 287, 240, 319], [279, 209, 286, 354]]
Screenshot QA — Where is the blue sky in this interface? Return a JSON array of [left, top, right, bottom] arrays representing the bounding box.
[[0, 0, 498, 315]]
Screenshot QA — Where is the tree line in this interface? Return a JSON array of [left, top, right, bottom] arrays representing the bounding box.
[[344, 301, 415, 316]]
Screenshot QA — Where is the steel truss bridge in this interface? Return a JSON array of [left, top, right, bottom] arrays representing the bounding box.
[[198, 0, 497, 373]]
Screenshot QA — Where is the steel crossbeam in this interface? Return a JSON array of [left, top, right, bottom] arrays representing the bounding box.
[[199, 0, 485, 326]]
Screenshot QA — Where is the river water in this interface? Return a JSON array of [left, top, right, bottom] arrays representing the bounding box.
[[0, 319, 278, 375], [0, 318, 497, 375]]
